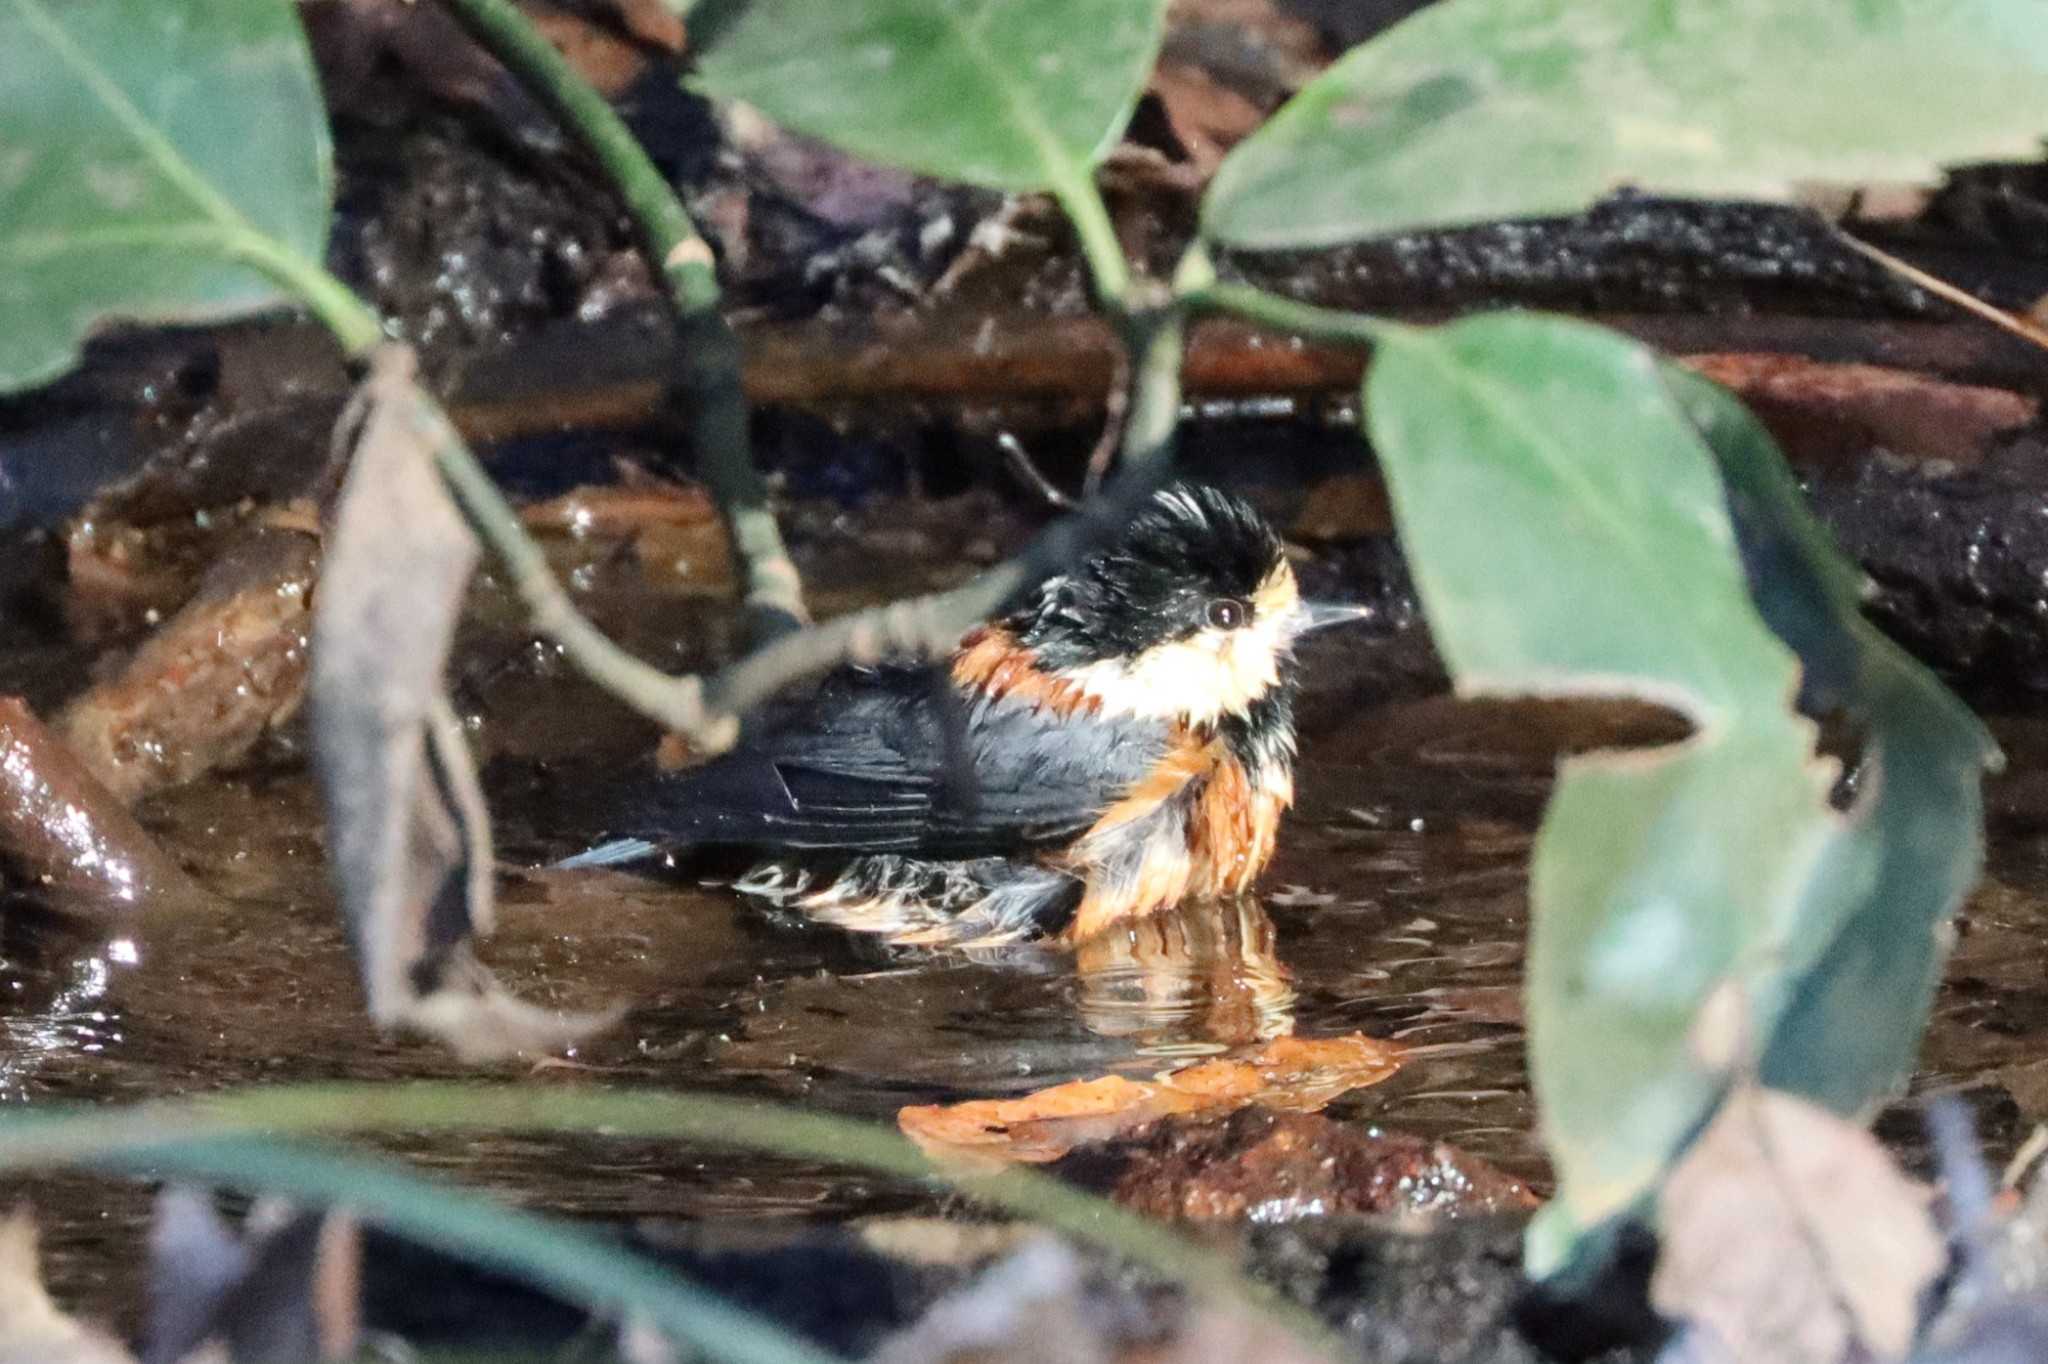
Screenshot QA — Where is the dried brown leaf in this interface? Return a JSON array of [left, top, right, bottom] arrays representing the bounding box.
[[0, 1206, 135, 1364], [1653, 1086, 1943, 1363], [1149, 59, 1268, 176], [312, 348, 615, 1059], [146, 1191, 360, 1364], [897, 1034, 1401, 1164]]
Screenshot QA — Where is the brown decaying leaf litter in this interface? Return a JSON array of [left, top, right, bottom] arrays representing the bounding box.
[[0, 1207, 131, 1364], [898, 1033, 1403, 1164]]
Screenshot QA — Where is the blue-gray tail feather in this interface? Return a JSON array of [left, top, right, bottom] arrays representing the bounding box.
[[553, 837, 660, 870]]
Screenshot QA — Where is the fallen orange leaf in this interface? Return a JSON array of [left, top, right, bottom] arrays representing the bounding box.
[[898, 1034, 1402, 1164]]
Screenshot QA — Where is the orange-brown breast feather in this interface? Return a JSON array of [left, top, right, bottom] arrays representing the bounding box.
[[1083, 736, 1215, 836], [1066, 839, 1196, 943], [1191, 757, 1292, 896], [951, 627, 1101, 718], [954, 630, 1294, 941], [1059, 729, 1213, 942]]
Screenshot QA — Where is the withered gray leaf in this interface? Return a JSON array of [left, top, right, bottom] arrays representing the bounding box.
[[145, 1189, 249, 1364], [312, 346, 614, 1059], [146, 1190, 361, 1364], [1654, 1085, 1942, 1364]]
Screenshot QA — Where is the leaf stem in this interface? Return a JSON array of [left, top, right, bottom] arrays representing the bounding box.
[[97, 1135, 834, 1364], [705, 296, 1187, 715], [1053, 167, 1133, 307], [235, 248, 741, 748], [1187, 278, 1399, 349], [392, 366, 740, 749], [231, 232, 386, 357], [436, 0, 806, 635]]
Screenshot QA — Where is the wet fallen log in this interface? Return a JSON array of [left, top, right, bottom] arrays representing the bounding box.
[[58, 523, 320, 804], [443, 306, 2048, 451], [0, 696, 213, 921]]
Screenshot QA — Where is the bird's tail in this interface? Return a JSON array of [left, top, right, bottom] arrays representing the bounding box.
[[553, 837, 661, 870], [496, 752, 720, 870]]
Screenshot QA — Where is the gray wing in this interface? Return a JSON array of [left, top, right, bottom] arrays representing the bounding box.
[[562, 666, 1169, 859]]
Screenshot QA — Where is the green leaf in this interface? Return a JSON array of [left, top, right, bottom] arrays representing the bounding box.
[[687, 0, 1169, 193], [1667, 369, 1994, 1118], [1204, 0, 2048, 250], [0, 0, 333, 392], [1360, 313, 1995, 1276]]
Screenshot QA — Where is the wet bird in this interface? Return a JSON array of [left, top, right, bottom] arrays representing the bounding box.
[[559, 482, 1369, 946]]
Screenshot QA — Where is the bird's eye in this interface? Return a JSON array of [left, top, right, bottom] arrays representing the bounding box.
[[1205, 597, 1248, 630]]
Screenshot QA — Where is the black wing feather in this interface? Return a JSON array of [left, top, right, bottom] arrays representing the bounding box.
[[575, 665, 1168, 857]]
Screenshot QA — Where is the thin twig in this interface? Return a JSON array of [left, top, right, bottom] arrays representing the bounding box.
[[1082, 344, 1130, 497], [403, 294, 1188, 754], [705, 303, 1188, 718], [436, 0, 808, 637], [996, 432, 1078, 510], [372, 349, 739, 751], [2002, 1122, 2048, 1191], [1834, 228, 2048, 354]]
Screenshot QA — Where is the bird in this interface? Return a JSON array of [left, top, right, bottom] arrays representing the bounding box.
[[556, 482, 1370, 947]]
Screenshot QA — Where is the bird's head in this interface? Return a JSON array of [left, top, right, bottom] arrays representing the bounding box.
[[1000, 483, 1369, 728]]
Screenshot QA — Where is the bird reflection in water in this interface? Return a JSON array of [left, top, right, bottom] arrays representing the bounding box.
[[1073, 895, 1293, 1058]]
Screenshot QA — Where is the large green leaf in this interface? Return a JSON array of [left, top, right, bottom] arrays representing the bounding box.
[[1361, 313, 1995, 1275], [688, 0, 1168, 193], [0, 0, 333, 392], [1670, 370, 1993, 1118], [1205, 0, 2048, 250]]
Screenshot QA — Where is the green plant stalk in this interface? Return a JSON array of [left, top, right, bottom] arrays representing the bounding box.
[[83, 1134, 834, 1364], [232, 232, 386, 358], [0, 1082, 1342, 1356], [705, 291, 1189, 713], [237, 241, 744, 745], [1189, 279, 1398, 349], [1052, 166, 1133, 307], [233, 250, 726, 739], [407, 379, 739, 747], [436, 0, 805, 634], [1120, 301, 1186, 466]]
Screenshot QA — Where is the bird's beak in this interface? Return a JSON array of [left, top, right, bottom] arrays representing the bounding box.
[[1293, 599, 1374, 636]]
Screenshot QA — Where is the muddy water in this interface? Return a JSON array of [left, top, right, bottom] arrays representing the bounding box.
[[8, 532, 2048, 1328]]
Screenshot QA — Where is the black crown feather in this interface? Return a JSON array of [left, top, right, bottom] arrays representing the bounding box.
[[1009, 482, 1286, 669]]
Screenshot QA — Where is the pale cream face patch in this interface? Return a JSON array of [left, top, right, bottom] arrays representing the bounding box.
[[1064, 562, 1303, 726]]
